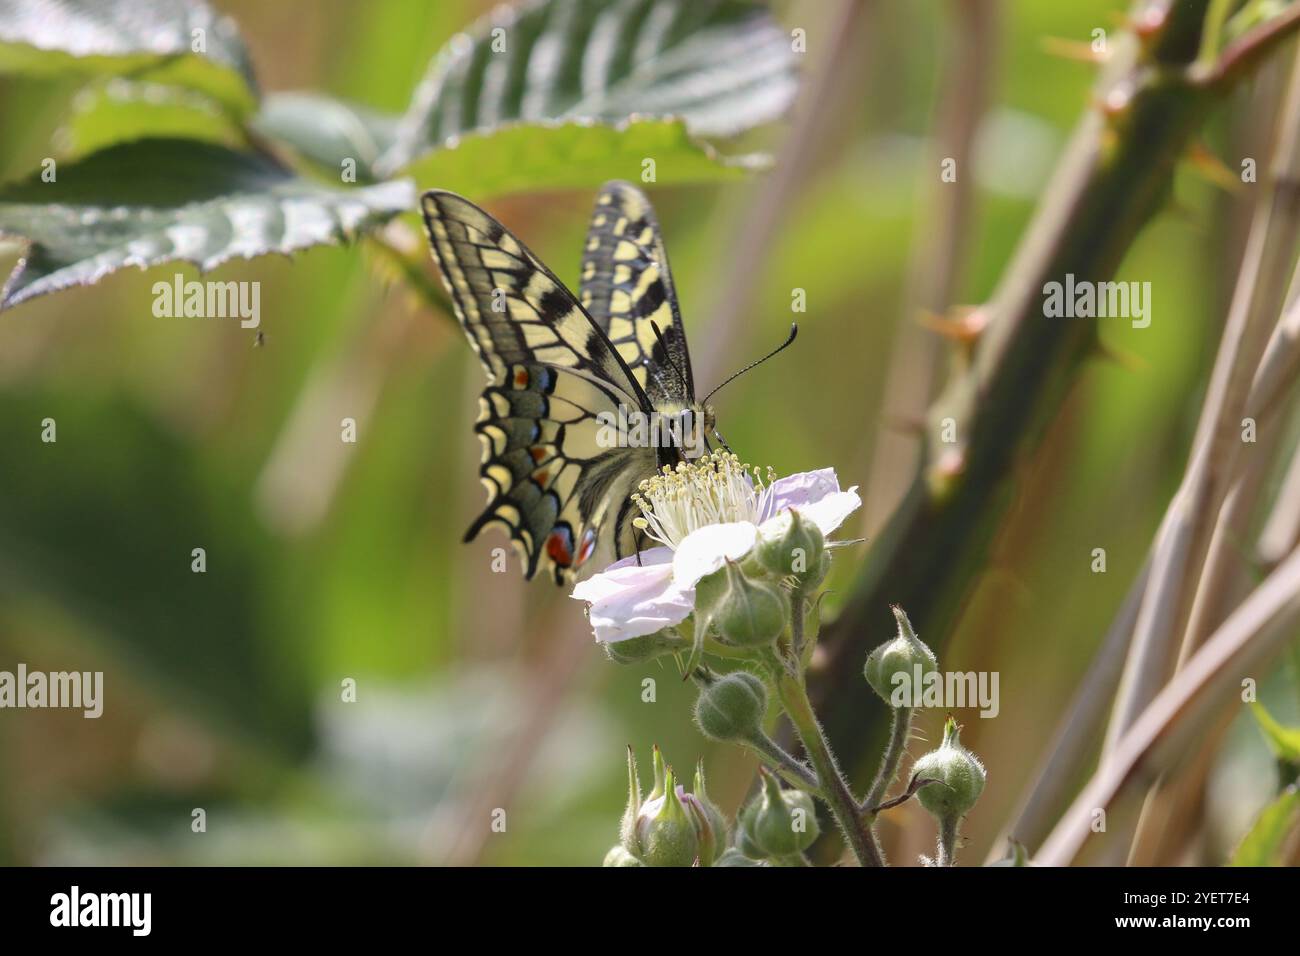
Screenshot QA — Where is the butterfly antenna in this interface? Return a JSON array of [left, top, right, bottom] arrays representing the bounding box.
[[701, 323, 799, 405], [649, 320, 691, 394]]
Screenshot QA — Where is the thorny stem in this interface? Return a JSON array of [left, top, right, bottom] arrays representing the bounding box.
[[775, 668, 882, 867], [813, 0, 1300, 787]]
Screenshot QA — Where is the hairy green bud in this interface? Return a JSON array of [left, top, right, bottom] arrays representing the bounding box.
[[863, 605, 938, 705], [696, 559, 788, 647], [603, 845, 644, 866], [747, 768, 819, 856], [621, 748, 724, 866], [756, 508, 827, 587], [604, 627, 690, 664], [913, 717, 986, 819], [694, 671, 768, 742]]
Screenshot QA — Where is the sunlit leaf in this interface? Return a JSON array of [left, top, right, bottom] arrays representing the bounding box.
[[1229, 785, 1300, 866], [1250, 701, 1300, 765], [0, 138, 414, 310], [251, 92, 402, 185], [57, 79, 244, 157], [0, 0, 258, 116], [379, 0, 797, 177], [405, 116, 766, 197]]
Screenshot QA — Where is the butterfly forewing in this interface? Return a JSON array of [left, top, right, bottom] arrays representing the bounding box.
[[579, 181, 695, 405], [421, 189, 660, 583]]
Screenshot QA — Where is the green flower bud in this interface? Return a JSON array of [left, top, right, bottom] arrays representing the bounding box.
[[696, 559, 788, 647], [863, 605, 938, 705], [749, 768, 819, 856], [715, 847, 768, 866], [756, 509, 827, 588], [603, 845, 644, 866], [736, 798, 767, 859], [621, 748, 723, 866], [604, 627, 690, 664], [619, 745, 643, 851], [913, 717, 986, 819], [694, 671, 768, 743], [634, 765, 699, 867], [688, 760, 727, 866]]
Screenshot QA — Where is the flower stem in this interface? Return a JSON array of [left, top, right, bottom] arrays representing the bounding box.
[[775, 670, 883, 866], [743, 732, 823, 796], [790, 590, 806, 667], [864, 706, 913, 815], [937, 815, 958, 867]]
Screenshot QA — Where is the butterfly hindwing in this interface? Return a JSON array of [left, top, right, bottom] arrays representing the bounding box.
[[421, 189, 659, 583], [579, 181, 695, 405]]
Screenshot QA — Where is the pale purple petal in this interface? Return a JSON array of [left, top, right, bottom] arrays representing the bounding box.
[[571, 548, 691, 643], [672, 521, 759, 588], [764, 468, 861, 534], [794, 487, 861, 535], [767, 468, 841, 515]]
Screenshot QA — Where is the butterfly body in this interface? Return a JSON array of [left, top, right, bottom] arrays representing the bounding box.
[[422, 181, 706, 584]]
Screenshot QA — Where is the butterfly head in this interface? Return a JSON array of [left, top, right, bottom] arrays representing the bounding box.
[[648, 400, 715, 467]]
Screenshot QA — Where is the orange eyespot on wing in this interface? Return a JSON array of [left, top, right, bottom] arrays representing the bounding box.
[[547, 526, 575, 568]]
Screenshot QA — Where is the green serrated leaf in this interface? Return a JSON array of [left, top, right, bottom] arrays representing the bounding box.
[[0, 0, 259, 116], [58, 79, 245, 158], [1249, 701, 1300, 764], [0, 138, 414, 311], [379, 0, 797, 178], [1229, 785, 1300, 866], [404, 116, 766, 198], [251, 92, 403, 184]]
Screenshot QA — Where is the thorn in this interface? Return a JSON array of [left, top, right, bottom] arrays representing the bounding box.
[[1094, 79, 1137, 121], [1041, 36, 1107, 64], [931, 447, 966, 482], [1185, 141, 1243, 193], [917, 306, 988, 346], [1127, 3, 1167, 42]]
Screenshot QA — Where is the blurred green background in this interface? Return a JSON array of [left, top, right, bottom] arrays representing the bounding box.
[[1, 0, 1297, 866]]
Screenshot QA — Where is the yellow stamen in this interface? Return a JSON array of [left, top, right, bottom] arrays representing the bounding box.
[[632, 449, 774, 550]]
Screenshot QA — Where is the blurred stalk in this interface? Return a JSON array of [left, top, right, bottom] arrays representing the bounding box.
[[814, 0, 1300, 787], [860, 0, 998, 536], [988, 554, 1149, 858], [1130, 263, 1300, 864], [695, 0, 877, 385], [1036, 538, 1300, 865], [1106, 44, 1300, 757]]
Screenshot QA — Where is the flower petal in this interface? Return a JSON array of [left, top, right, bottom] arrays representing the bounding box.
[[767, 468, 841, 513], [764, 468, 861, 534], [571, 548, 691, 643], [795, 487, 861, 535], [672, 521, 759, 588]]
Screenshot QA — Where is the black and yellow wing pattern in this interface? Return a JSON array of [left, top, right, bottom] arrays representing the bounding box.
[[421, 187, 682, 584], [578, 181, 695, 406]]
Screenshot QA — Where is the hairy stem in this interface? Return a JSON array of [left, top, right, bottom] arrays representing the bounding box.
[[743, 732, 823, 796], [865, 706, 913, 815], [775, 670, 882, 866], [937, 816, 958, 867]]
